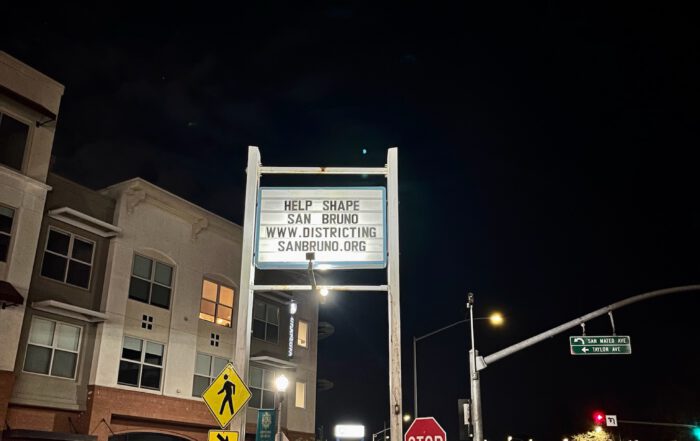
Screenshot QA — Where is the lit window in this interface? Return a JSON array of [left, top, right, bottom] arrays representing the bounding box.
[[0, 205, 14, 262], [40, 228, 94, 289], [0, 112, 29, 172], [117, 336, 164, 390], [248, 366, 277, 409], [128, 254, 173, 309], [297, 320, 308, 348], [295, 381, 306, 408], [252, 299, 279, 344], [192, 353, 229, 396], [199, 280, 235, 327], [23, 317, 81, 379]]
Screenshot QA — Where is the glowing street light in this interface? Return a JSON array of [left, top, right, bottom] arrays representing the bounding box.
[[489, 312, 504, 326], [320, 287, 329, 297], [275, 374, 289, 392], [403, 414, 412, 423], [413, 308, 506, 417]]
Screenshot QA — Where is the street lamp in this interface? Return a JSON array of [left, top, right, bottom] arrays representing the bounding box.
[[275, 375, 289, 441], [403, 414, 412, 423], [412, 305, 504, 417]]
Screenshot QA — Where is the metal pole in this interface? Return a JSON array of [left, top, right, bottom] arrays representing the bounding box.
[[386, 148, 403, 441], [412, 317, 491, 421], [482, 284, 700, 368], [413, 336, 418, 418], [468, 293, 483, 441], [469, 284, 700, 441], [233, 146, 261, 436], [277, 393, 284, 441]]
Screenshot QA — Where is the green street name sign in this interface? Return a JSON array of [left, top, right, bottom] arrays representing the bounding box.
[[569, 335, 631, 355]]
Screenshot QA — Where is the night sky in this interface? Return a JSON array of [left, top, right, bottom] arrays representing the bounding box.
[[3, 3, 700, 441]]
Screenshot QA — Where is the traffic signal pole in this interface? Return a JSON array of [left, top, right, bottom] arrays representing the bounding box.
[[467, 295, 483, 441], [468, 284, 700, 441]]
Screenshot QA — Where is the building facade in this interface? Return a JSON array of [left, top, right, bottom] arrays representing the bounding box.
[[0, 53, 319, 441], [0, 50, 65, 430]]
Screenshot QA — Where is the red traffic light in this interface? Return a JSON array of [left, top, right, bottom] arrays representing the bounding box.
[[593, 411, 605, 425]]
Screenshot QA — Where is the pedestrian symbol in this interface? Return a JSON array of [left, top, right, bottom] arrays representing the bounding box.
[[219, 374, 235, 415], [202, 363, 252, 428]]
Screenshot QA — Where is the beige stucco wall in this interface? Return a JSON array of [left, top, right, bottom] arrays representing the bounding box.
[[0, 52, 63, 372], [91, 180, 243, 404]]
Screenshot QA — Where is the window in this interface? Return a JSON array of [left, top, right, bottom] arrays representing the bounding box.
[[128, 254, 173, 309], [295, 381, 306, 408], [0, 206, 14, 262], [192, 353, 229, 396], [40, 228, 94, 289], [248, 366, 277, 409], [0, 112, 29, 172], [252, 300, 279, 344], [23, 317, 81, 379], [141, 315, 153, 330], [199, 280, 234, 327], [297, 320, 308, 348], [117, 336, 164, 390]]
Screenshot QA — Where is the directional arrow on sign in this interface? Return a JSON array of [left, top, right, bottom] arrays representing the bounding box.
[[582, 347, 589, 353], [217, 435, 228, 441], [573, 337, 585, 344]]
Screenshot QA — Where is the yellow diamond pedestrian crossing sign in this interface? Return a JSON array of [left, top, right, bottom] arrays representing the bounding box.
[[202, 363, 252, 428]]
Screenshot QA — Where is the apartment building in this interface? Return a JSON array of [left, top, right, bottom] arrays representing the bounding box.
[[0, 53, 319, 441], [0, 50, 65, 430]]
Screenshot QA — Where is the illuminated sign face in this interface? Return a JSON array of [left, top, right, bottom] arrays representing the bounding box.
[[255, 187, 387, 270], [334, 425, 365, 439]]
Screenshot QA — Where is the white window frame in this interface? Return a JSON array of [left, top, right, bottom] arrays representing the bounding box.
[[199, 279, 235, 327], [22, 316, 82, 380], [117, 336, 165, 391], [248, 365, 277, 409], [128, 253, 174, 309], [252, 300, 280, 344], [295, 381, 306, 408], [0, 204, 15, 263], [297, 319, 309, 348], [40, 226, 95, 290], [192, 352, 229, 397]]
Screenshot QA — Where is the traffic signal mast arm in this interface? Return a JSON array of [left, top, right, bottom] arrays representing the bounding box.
[[478, 285, 700, 370]]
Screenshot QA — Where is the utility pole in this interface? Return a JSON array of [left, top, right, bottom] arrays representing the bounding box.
[[467, 293, 483, 441]]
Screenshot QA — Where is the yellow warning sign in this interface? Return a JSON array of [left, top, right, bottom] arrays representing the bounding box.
[[202, 363, 252, 428], [208, 431, 239, 441]]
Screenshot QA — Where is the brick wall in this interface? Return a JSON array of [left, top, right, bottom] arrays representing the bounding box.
[[6, 405, 81, 432], [2, 383, 314, 441], [0, 370, 16, 430], [81, 386, 214, 441]]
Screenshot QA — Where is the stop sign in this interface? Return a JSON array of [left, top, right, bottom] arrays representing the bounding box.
[[404, 417, 446, 441]]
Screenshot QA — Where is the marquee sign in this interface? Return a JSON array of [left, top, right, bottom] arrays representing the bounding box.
[[255, 187, 387, 269]]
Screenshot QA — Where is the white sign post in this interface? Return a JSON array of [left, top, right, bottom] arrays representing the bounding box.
[[233, 148, 403, 441], [256, 187, 386, 269]]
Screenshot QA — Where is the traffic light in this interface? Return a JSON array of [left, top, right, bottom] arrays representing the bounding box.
[[592, 411, 605, 426]]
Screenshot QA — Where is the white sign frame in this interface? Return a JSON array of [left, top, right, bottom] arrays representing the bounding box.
[[232, 148, 403, 441]]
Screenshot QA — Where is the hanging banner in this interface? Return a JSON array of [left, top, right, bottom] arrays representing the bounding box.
[[256, 408, 277, 441], [255, 187, 387, 269]]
